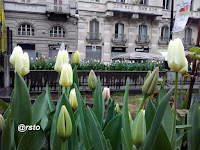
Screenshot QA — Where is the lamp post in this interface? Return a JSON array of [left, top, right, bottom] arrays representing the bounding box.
[[170, 0, 174, 40]]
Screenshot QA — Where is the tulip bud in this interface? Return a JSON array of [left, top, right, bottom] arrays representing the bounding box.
[[59, 64, 73, 88], [63, 50, 69, 64], [88, 70, 97, 91], [179, 58, 188, 74], [15, 52, 30, 76], [142, 67, 159, 97], [73, 50, 80, 65], [0, 114, 5, 134], [129, 111, 132, 123], [57, 105, 72, 140], [167, 38, 187, 72], [102, 87, 110, 101], [114, 103, 121, 114], [69, 88, 78, 109], [131, 109, 146, 148], [54, 50, 64, 74], [9, 46, 23, 65]]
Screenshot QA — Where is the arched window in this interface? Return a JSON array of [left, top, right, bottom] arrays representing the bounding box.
[[161, 26, 169, 41], [18, 24, 34, 36], [50, 26, 65, 38]]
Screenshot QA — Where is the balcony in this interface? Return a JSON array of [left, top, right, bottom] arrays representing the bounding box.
[[135, 35, 150, 45], [112, 34, 127, 45], [158, 36, 169, 45], [86, 32, 102, 43], [106, 1, 163, 16]]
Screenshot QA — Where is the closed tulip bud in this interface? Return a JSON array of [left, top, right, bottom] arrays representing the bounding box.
[[54, 50, 64, 74], [88, 70, 97, 91], [15, 52, 30, 76], [59, 64, 73, 88], [142, 67, 159, 97], [73, 50, 80, 65], [63, 50, 69, 64], [179, 58, 188, 74], [129, 111, 132, 123], [131, 109, 146, 148], [0, 114, 5, 134], [167, 38, 187, 72], [69, 88, 78, 109], [103, 87, 110, 101], [57, 105, 72, 140], [9, 46, 23, 65], [114, 103, 121, 114]]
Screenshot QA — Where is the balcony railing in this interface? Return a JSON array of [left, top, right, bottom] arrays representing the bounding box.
[[46, 3, 70, 14], [135, 35, 150, 45], [158, 36, 169, 45], [112, 34, 127, 45], [183, 38, 194, 45], [86, 32, 102, 43]]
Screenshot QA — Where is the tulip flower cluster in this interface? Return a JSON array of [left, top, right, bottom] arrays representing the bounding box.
[[9, 46, 30, 76]]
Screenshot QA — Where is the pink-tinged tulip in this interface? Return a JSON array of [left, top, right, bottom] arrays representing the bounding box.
[[88, 70, 97, 91], [73, 50, 80, 65], [57, 105, 72, 140], [179, 58, 188, 74], [69, 88, 78, 109], [59, 64, 73, 88], [167, 38, 187, 72], [9, 46, 23, 66], [131, 109, 146, 148], [103, 87, 110, 101], [142, 67, 159, 97]]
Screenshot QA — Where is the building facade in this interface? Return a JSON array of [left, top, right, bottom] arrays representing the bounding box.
[[77, 0, 200, 63], [4, 0, 78, 60]]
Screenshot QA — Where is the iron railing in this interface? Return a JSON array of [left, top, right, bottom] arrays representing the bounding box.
[[46, 3, 70, 14], [158, 36, 169, 45], [86, 32, 102, 43], [135, 35, 150, 44], [112, 34, 126, 44]]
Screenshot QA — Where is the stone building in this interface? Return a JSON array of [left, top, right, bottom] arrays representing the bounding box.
[[4, 0, 78, 60], [77, 0, 200, 63]]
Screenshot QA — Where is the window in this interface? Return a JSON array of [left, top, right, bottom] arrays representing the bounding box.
[[161, 26, 169, 41], [139, 25, 147, 37], [184, 28, 192, 43], [90, 0, 100, 2], [116, 0, 125, 2], [18, 44, 35, 60], [18, 24, 34, 36], [21, 0, 30, 3], [190, 0, 193, 11], [50, 26, 65, 38], [86, 46, 102, 61], [115, 23, 124, 39], [89, 20, 99, 39], [163, 0, 170, 10], [54, 0, 62, 12], [140, 0, 148, 5]]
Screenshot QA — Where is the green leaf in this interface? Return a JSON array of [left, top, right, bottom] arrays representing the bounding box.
[[103, 98, 115, 129], [121, 128, 129, 150], [189, 47, 200, 54], [176, 125, 192, 130], [122, 78, 132, 149], [17, 130, 45, 150], [85, 107, 107, 150], [50, 94, 77, 150], [72, 65, 79, 90], [75, 84, 90, 149], [0, 99, 9, 112], [187, 102, 200, 150], [103, 114, 122, 150], [11, 72, 32, 144], [2, 111, 16, 150], [143, 88, 174, 150], [106, 140, 113, 150], [93, 77, 105, 126]]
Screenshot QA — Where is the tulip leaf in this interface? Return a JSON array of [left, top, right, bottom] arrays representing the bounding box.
[[32, 84, 55, 130], [72, 65, 79, 90], [121, 128, 129, 150], [85, 107, 107, 150], [17, 130, 45, 150], [187, 102, 200, 150], [189, 47, 200, 54], [122, 78, 132, 149], [189, 54, 200, 60], [176, 125, 192, 130], [93, 77, 105, 127], [2, 111, 16, 150], [0, 99, 9, 112], [143, 88, 174, 150], [75, 84, 91, 149], [11, 72, 32, 144], [50, 94, 77, 150], [103, 114, 122, 150], [106, 140, 113, 150], [103, 98, 115, 129]]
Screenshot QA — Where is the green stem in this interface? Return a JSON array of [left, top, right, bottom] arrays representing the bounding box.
[[136, 96, 147, 116], [61, 140, 65, 150], [58, 84, 61, 99], [181, 75, 184, 109], [171, 72, 178, 143]]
